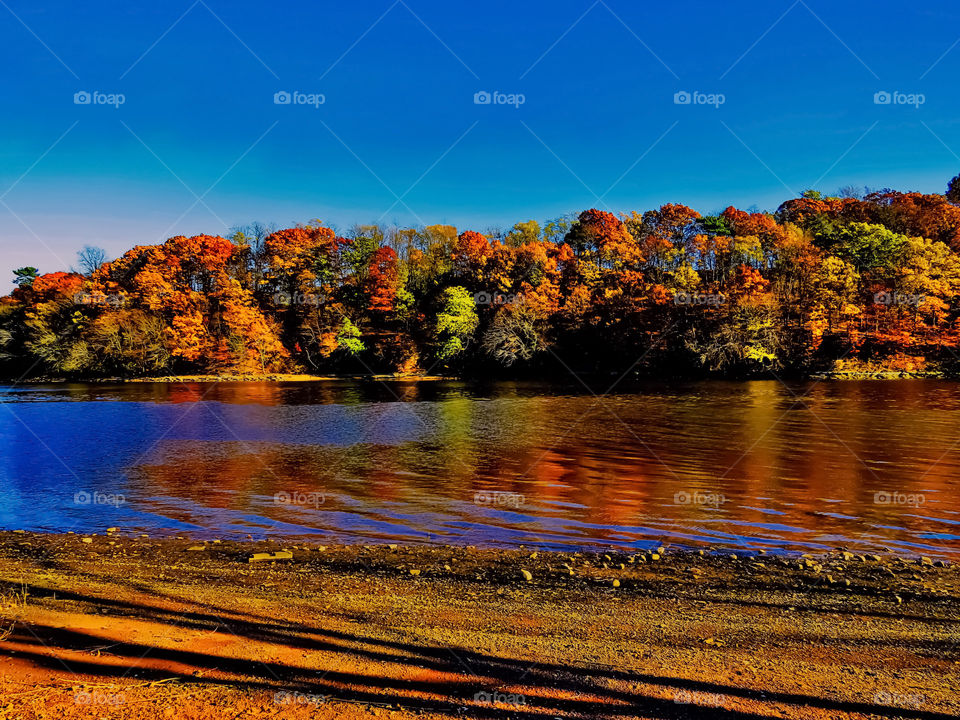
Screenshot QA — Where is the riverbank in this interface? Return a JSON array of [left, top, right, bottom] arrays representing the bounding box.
[[2, 370, 955, 384], [0, 373, 451, 384], [0, 532, 957, 719], [809, 370, 949, 380]]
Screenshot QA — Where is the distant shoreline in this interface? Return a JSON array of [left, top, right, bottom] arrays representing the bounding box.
[[0, 373, 452, 384], [1, 370, 954, 384]]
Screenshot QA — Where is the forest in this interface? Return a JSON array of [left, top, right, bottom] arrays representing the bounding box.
[[5, 175, 960, 380]]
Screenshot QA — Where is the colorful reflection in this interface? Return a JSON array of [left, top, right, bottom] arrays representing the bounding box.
[[0, 380, 958, 556]]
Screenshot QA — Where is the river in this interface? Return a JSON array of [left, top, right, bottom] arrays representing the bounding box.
[[0, 379, 957, 556]]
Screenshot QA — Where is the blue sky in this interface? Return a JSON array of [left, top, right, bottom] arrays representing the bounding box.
[[2, 0, 959, 286]]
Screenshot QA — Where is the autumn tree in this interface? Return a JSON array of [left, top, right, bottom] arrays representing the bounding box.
[[6, 172, 960, 379]]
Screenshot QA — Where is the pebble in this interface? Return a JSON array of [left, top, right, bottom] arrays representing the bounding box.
[[611, 579, 620, 588], [187, 546, 205, 552], [81, 538, 93, 544], [520, 569, 533, 582], [408, 569, 421, 576]]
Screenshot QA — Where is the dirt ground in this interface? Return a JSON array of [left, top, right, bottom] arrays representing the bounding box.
[[0, 532, 957, 719]]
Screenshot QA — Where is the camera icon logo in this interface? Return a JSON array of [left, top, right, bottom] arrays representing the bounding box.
[[274, 490, 291, 504], [873, 291, 892, 305], [673, 91, 691, 105], [74, 491, 92, 505], [674, 491, 691, 504], [274, 91, 291, 105], [473, 291, 492, 305], [873, 91, 891, 105], [473, 91, 492, 105], [74, 91, 91, 105]]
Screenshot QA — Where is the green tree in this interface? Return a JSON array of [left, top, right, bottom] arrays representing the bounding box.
[[435, 286, 479, 360], [13, 267, 38, 288], [505, 220, 541, 247], [824, 222, 908, 276], [336, 318, 365, 356]]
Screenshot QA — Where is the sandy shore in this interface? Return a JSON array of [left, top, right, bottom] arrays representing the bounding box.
[[0, 532, 957, 719]]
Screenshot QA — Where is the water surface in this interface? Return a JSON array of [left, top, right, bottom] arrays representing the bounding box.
[[1, 379, 958, 556]]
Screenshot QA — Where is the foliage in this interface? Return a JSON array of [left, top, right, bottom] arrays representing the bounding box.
[[435, 286, 479, 362], [5, 177, 960, 378]]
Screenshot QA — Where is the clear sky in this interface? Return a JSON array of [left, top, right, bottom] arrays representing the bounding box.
[[2, 0, 959, 286]]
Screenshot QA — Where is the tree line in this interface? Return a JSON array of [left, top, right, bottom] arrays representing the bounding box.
[[5, 176, 960, 379]]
